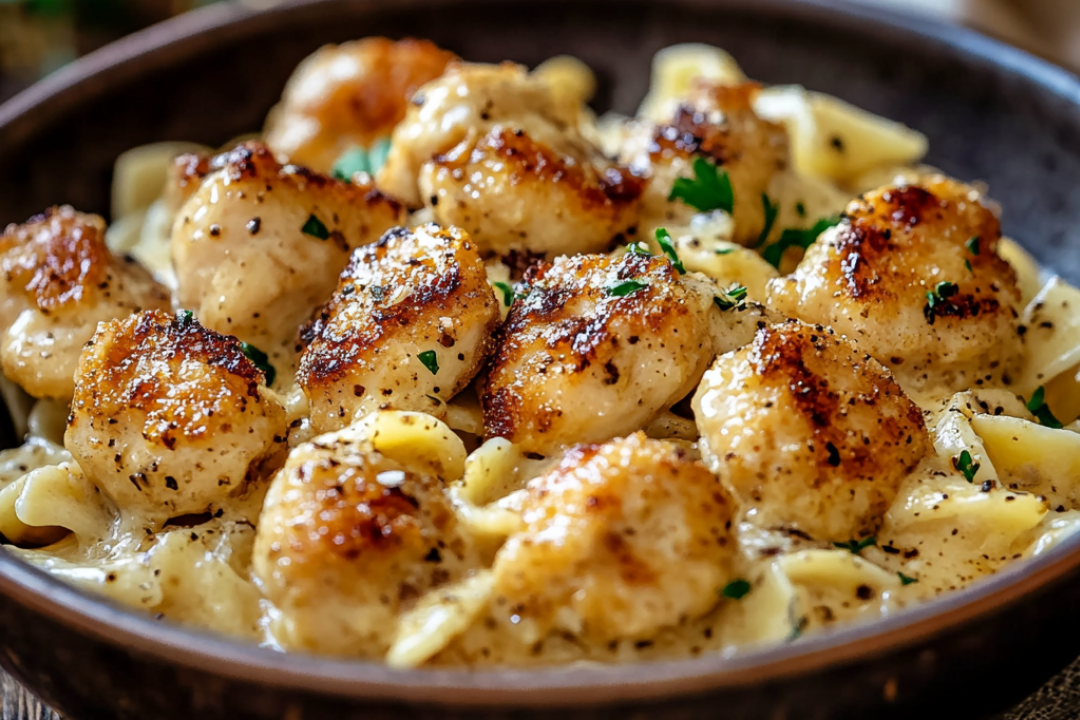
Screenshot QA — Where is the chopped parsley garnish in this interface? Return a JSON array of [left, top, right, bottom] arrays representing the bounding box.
[[331, 137, 392, 181], [966, 235, 981, 256], [721, 579, 751, 600], [762, 216, 841, 269], [418, 350, 439, 375], [953, 449, 980, 483], [833, 536, 877, 554], [714, 285, 748, 311], [301, 213, 330, 240], [240, 342, 276, 386], [788, 602, 808, 641], [626, 241, 651, 257], [1026, 385, 1063, 429], [756, 193, 780, 247], [655, 228, 685, 274], [756, 194, 781, 248], [923, 280, 959, 325], [492, 281, 515, 306], [669, 156, 733, 214], [179, 309, 194, 324], [898, 572, 918, 586], [608, 279, 649, 297], [964, 259, 973, 273], [714, 247, 735, 255]]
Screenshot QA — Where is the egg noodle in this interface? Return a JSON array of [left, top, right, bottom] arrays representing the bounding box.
[[0, 38, 1075, 668]]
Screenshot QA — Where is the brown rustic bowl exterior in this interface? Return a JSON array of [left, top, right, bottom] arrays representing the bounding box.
[[2, 1, 1080, 718]]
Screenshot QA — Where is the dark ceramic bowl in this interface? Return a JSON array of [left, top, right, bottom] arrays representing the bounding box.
[[1, 1, 1080, 718]]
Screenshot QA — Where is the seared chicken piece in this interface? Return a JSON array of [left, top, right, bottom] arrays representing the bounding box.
[[694, 321, 930, 541], [253, 423, 475, 657], [481, 433, 735, 648], [0, 207, 170, 400], [171, 141, 404, 360], [298, 224, 499, 434], [627, 82, 790, 245], [378, 62, 643, 257], [768, 178, 1023, 394], [482, 251, 733, 455], [66, 310, 288, 521], [265, 37, 457, 173]]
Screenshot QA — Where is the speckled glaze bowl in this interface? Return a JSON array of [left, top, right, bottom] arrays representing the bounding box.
[[1, 1, 1080, 718]]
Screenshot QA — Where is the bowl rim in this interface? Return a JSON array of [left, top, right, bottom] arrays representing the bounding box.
[[3, 0, 1080, 707]]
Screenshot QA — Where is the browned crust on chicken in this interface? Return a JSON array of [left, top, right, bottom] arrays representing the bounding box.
[[277, 450, 446, 562], [433, 126, 645, 216], [1, 207, 128, 313], [833, 183, 1011, 311], [265, 38, 457, 171], [70, 310, 266, 447], [481, 252, 709, 447], [297, 224, 498, 431], [751, 322, 927, 480]]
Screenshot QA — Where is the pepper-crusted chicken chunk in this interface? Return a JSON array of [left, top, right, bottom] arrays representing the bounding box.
[[253, 423, 475, 657], [171, 141, 404, 360], [482, 251, 734, 455], [625, 82, 789, 246], [65, 310, 288, 522], [694, 321, 930, 541], [474, 433, 735, 650], [768, 178, 1023, 394], [298, 224, 499, 434], [378, 62, 643, 257], [0, 206, 170, 400], [264, 37, 457, 173]]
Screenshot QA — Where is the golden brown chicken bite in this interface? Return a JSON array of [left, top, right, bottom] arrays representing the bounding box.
[[252, 423, 475, 657], [693, 321, 930, 541], [0, 206, 170, 400], [378, 62, 643, 257], [297, 224, 499, 434], [768, 178, 1023, 395], [65, 310, 288, 522], [479, 433, 736, 650], [264, 37, 457, 173], [171, 141, 404, 360], [628, 82, 790, 245], [481, 251, 723, 455]]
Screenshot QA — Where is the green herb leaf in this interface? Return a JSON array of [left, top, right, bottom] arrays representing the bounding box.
[[923, 280, 960, 325], [721, 579, 751, 600], [239, 342, 276, 386], [301, 213, 330, 240], [966, 235, 981, 256], [953, 449, 980, 483], [331, 138, 392, 182], [1026, 385, 1063, 429], [714, 248, 735, 255], [898, 572, 918, 586], [626, 242, 652, 257], [756, 193, 780, 247], [762, 216, 841, 269], [492, 281, 515, 306], [418, 350, 439, 376], [964, 259, 973, 273], [179, 309, 194, 324], [655, 228, 685, 274], [833, 536, 877, 554], [788, 602, 808, 641], [714, 285, 748, 311], [608, 279, 649, 297], [668, 156, 734, 213]]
